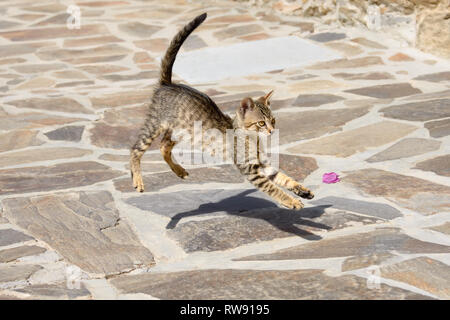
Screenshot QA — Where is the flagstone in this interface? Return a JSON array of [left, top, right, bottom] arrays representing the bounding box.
[[0, 112, 84, 131], [380, 99, 450, 121], [55, 80, 95, 88], [0, 130, 43, 153], [425, 118, 450, 138], [342, 169, 450, 215], [238, 33, 271, 41], [237, 228, 450, 261], [33, 13, 70, 27], [134, 38, 169, 52], [332, 72, 394, 80], [208, 14, 256, 24], [118, 22, 162, 38], [0, 265, 42, 284], [63, 35, 124, 47], [109, 268, 429, 299], [12, 64, 67, 74], [14, 282, 91, 300], [308, 56, 383, 69], [14, 77, 55, 90], [380, 257, 450, 299], [213, 24, 264, 40], [342, 253, 395, 272], [325, 42, 363, 56], [414, 155, 450, 177], [428, 222, 450, 235], [404, 89, 450, 101], [413, 72, 450, 83], [276, 107, 370, 144], [288, 80, 345, 93], [6, 97, 93, 114], [0, 58, 26, 65], [22, 3, 66, 13], [0, 147, 92, 168], [44, 126, 85, 142], [36, 44, 131, 61], [100, 71, 158, 82], [63, 54, 125, 64], [366, 138, 441, 162], [345, 83, 422, 99], [114, 165, 245, 193], [0, 24, 109, 41], [90, 90, 152, 109], [182, 35, 207, 51], [311, 196, 402, 220], [350, 37, 387, 49], [289, 121, 417, 157], [12, 14, 46, 21], [0, 229, 34, 247], [0, 161, 122, 195], [292, 94, 344, 107], [308, 32, 346, 42], [0, 21, 22, 30], [388, 53, 414, 61], [0, 245, 46, 263], [78, 64, 129, 75], [2, 191, 154, 275]]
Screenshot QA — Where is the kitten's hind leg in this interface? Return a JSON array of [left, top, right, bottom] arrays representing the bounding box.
[[130, 123, 163, 192], [160, 130, 189, 179]]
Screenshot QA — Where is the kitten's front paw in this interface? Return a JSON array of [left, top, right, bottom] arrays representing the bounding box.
[[292, 186, 314, 200], [132, 174, 145, 192]]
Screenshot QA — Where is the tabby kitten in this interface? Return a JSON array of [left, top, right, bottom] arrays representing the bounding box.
[[130, 13, 314, 209]]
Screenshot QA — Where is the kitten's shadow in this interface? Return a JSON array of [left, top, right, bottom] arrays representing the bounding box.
[[166, 189, 331, 241]]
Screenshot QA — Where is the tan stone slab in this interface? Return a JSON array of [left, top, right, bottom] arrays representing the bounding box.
[[2, 191, 154, 275], [414, 155, 450, 177], [63, 35, 124, 47], [428, 222, 450, 235], [288, 79, 345, 93], [0, 147, 92, 167], [90, 90, 152, 108], [325, 42, 364, 57], [343, 169, 450, 215], [15, 77, 55, 90], [276, 107, 370, 145], [289, 121, 417, 157], [6, 97, 93, 114], [381, 257, 450, 299], [0, 24, 109, 41], [0, 245, 46, 263], [36, 44, 131, 61], [0, 130, 43, 153], [307, 56, 383, 69]]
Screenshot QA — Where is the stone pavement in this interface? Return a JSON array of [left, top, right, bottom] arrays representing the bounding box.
[[0, 0, 449, 300]]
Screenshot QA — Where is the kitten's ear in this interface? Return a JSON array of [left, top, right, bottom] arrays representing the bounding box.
[[262, 90, 274, 105], [239, 97, 254, 115]]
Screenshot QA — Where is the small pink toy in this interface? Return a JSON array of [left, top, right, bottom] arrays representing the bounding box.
[[322, 172, 340, 184]]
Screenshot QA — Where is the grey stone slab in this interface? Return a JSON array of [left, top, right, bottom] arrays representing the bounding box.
[[366, 138, 441, 162], [425, 118, 450, 138], [237, 228, 450, 261], [413, 71, 450, 83], [15, 283, 91, 299], [292, 94, 344, 107], [110, 268, 430, 299], [380, 99, 450, 121], [2, 191, 154, 275], [308, 32, 346, 42], [166, 206, 382, 252], [332, 72, 394, 80], [0, 229, 33, 247], [44, 126, 84, 142], [428, 222, 450, 235], [0, 245, 46, 263], [343, 168, 450, 215], [0, 265, 42, 283], [345, 83, 422, 99], [414, 155, 450, 177], [118, 22, 162, 38], [311, 196, 402, 220], [0, 161, 122, 195], [342, 253, 395, 272]]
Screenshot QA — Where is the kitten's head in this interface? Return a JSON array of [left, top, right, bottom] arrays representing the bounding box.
[[235, 90, 275, 135]]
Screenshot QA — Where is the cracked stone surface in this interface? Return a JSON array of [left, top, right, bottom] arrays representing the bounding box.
[[0, 0, 449, 300]]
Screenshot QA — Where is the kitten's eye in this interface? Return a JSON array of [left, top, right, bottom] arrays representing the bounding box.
[[257, 121, 266, 127]]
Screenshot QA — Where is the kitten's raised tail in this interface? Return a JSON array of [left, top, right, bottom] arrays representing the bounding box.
[[159, 13, 207, 85]]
